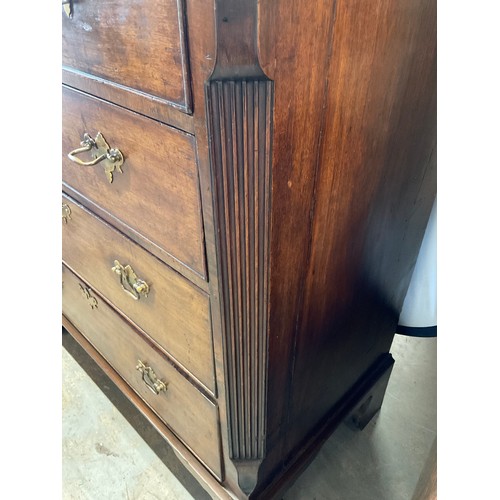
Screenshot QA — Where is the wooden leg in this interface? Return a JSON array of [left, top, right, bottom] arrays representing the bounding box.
[[345, 355, 394, 430], [256, 354, 395, 499]]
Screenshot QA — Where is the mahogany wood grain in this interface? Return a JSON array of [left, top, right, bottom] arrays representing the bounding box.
[[287, 0, 437, 457], [256, 1, 342, 482], [62, 0, 437, 495], [62, 265, 222, 480], [200, 0, 275, 494], [206, 77, 273, 495], [181, 2, 247, 496], [62, 0, 191, 111], [64, 317, 234, 500], [62, 86, 206, 282], [62, 194, 216, 394], [256, 0, 436, 484], [62, 68, 195, 133]]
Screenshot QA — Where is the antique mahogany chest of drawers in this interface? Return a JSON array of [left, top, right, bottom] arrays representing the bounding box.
[[62, 0, 436, 498]]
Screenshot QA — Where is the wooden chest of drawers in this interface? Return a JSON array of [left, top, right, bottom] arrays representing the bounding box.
[[62, 0, 436, 498]]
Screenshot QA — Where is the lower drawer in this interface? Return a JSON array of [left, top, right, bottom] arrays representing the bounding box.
[[62, 264, 222, 479], [62, 194, 215, 394]]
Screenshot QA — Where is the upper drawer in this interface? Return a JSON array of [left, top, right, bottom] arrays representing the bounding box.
[[62, 86, 206, 281], [62, 0, 191, 112]]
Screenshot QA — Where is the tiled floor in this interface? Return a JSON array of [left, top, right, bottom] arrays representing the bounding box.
[[62, 333, 436, 499]]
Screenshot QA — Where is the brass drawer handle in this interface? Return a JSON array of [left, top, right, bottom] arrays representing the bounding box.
[[62, 203, 72, 223], [79, 284, 98, 310], [67, 132, 124, 183], [111, 260, 150, 300], [136, 360, 167, 395]]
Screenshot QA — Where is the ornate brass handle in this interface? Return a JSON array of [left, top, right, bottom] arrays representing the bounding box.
[[79, 284, 98, 309], [111, 260, 150, 300], [67, 132, 124, 183], [136, 360, 167, 395], [62, 203, 72, 223]]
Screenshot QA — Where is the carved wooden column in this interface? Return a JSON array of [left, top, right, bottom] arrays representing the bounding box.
[[205, 0, 273, 495]]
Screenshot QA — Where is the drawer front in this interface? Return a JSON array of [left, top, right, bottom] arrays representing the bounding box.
[[62, 86, 206, 279], [62, 265, 222, 479], [62, 194, 215, 394], [62, 0, 191, 111]]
